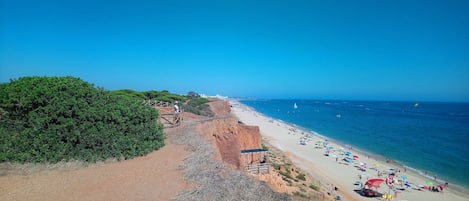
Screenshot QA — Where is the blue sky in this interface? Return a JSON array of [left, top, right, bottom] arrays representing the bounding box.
[[1, 0, 468, 102]]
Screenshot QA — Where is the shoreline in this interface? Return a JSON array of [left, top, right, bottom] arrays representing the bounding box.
[[230, 100, 469, 201], [237, 100, 469, 193]]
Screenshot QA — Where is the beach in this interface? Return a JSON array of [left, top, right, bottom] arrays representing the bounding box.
[[230, 100, 469, 201]]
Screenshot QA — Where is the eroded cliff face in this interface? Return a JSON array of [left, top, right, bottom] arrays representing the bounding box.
[[198, 118, 239, 168], [196, 100, 288, 193], [198, 118, 261, 169]]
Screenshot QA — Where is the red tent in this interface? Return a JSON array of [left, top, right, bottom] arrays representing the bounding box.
[[365, 178, 384, 189]]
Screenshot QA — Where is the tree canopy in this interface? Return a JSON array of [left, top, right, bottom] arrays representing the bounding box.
[[0, 76, 165, 163], [111, 89, 213, 116]]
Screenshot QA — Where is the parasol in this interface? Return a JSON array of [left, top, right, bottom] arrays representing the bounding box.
[[365, 178, 385, 189]]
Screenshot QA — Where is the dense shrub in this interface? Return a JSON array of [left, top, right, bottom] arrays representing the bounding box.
[[0, 76, 165, 163], [111, 89, 147, 100], [183, 97, 214, 116], [111, 89, 185, 103], [296, 173, 306, 181], [112, 89, 213, 116]]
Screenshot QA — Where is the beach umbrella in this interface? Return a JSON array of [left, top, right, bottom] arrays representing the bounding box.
[[353, 155, 359, 159], [401, 175, 407, 180], [426, 181, 434, 186], [365, 178, 385, 189], [345, 151, 352, 155], [404, 183, 412, 188]]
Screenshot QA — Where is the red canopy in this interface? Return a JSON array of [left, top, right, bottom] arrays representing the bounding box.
[[365, 178, 385, 188]]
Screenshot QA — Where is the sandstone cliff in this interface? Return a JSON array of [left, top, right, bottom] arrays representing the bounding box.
[[197, 100, 288, 193]]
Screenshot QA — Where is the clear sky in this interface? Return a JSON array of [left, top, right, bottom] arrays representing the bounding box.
[[1, 0, 468, 102]]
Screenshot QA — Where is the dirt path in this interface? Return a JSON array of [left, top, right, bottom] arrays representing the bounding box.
[[0, 126, 191, 201]]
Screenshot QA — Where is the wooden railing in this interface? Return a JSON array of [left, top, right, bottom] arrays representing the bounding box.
[[142, 100, 183, 127], [244, 163, 269, 174], [142, 100, 172, 108]]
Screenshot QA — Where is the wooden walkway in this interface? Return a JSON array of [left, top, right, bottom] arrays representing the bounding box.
[[142, 100, 183, 127]]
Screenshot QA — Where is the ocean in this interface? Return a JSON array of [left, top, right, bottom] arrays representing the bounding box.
[[240, 99, 469, 189]]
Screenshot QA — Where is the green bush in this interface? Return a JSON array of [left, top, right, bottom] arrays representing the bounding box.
[[261, 143, 269, 151], [279, 170, 292, 179], [309, 183, 320, 191], [0, 76, 165, 163], [296, 173, 306, 181], [111, 89, 186, 103], [182, 97, 214, 116], [111, 89, 147, 100]]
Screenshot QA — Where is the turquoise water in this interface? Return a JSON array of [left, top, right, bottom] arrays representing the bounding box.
[[241, 99, 469, 188]]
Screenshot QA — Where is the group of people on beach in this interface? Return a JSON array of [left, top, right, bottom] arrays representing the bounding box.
[[315, 134, 451, 199], [233, 103, 466, 201]]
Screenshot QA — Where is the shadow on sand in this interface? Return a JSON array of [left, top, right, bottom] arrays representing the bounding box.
[[354, 188, 383, 198]]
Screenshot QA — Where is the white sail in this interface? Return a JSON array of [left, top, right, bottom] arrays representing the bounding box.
[[294, 103, 298, 109]]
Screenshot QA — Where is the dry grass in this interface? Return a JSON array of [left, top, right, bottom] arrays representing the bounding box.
[[171, 122, 291, 201]]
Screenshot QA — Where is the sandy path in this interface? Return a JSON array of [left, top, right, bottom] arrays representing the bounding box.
[[0, 126, 191, 201]]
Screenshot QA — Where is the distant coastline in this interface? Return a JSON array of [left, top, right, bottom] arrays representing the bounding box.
[[239, 99, 469, 192]]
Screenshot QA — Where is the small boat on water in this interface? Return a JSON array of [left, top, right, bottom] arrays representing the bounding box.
[[294, 102, 298, 109], [336, 114, 341, 118]]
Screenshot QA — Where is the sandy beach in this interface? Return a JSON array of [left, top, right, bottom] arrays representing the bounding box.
[[230, 100, 469, 201]]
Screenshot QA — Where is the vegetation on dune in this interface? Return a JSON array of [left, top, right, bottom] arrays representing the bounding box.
[[112, 89, 214, 117], [265, 142, 326, 201], [111, 89, 186, 103], [0, 76, 165, 163], [183, 96, 213, 116]]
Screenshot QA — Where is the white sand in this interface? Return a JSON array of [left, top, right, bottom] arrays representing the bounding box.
[[230, 100, 469, 201]]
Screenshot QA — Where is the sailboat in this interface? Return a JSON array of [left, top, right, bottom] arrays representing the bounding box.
[[294, 102, 298, 109]]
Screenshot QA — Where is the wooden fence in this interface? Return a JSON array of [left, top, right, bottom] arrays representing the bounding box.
[[142, 100, 183, 127], [244, 163, 269, 174], [241, 148, 269, 174]]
